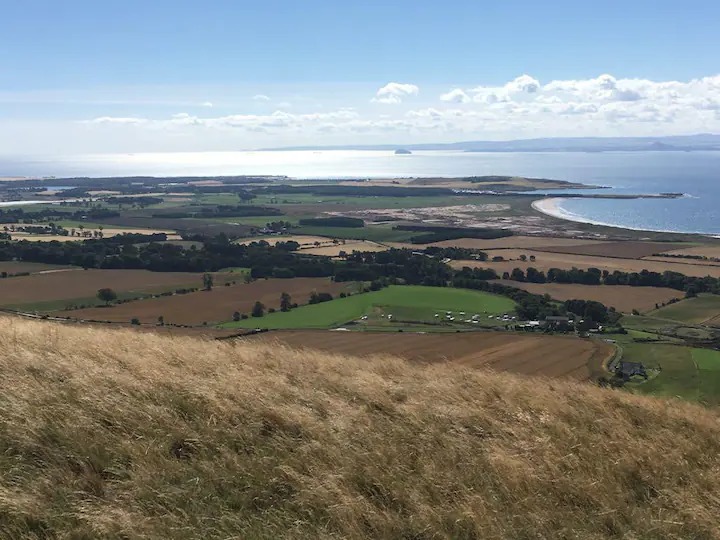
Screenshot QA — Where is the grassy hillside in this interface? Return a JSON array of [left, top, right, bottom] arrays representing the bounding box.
[[1, 318, 720, 538]]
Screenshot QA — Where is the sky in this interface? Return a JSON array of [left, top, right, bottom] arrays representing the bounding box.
[[2, 0, 720, 154]]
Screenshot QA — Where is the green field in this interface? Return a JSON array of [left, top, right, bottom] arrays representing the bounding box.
[[220, 285, 516, 330], [649, 294, 720, 325], [624, 343, 720, 405]]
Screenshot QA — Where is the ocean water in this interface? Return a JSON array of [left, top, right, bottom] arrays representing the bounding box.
[[1, 150, 718, 235]]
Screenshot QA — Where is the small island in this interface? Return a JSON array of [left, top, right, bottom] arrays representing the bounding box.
[[394, 148, 412, 155]]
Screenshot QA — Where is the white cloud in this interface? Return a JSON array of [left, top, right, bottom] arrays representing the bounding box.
[[201, 101, 214, 108], [440, 88, 471, 103], [74, 73, 720, 149], [372, 82, 419, 104], [252, 94, 271, 102], [83, 116, 148, 125]]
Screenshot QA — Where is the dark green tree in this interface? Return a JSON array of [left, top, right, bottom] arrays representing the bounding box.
[[96, 288, 117, 305], [251, 301, 265, 318], [280, 292, 292, 312]]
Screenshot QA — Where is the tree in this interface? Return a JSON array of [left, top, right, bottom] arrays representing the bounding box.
[[157, 315, 164, 326], [232, 311, 241, 322], [96, 288, 117, 305], [202, 273, 214, 291], [251, 301, 265, 318], [280, 292, 292, 312]]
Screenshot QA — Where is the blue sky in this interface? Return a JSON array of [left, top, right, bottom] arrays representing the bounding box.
[[2, 0, 719, 153]]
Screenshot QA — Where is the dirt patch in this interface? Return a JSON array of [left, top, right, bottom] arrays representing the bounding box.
[[495, 280, 682, 313], [242, 330, 613, 380], [453, 249, 720, 279], [58, 277, 358, 325]]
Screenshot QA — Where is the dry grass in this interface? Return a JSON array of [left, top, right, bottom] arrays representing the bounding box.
[[1, 317, 720, 539]]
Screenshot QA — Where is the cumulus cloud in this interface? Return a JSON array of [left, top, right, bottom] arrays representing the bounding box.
[[440, 88, 471, 103], [372, 82, 419, 104], [201, 101, 214, 108], [252, 94, 271, 102], [80, 73, 720, 142]]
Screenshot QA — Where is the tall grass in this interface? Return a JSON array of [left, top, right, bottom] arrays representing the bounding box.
[[0, 317, 719, 538]]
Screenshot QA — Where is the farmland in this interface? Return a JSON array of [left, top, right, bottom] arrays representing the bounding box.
[[222, 285, 517, 330], [524, 240, 683, 259], [495, 280, 682, 313], [452, 249, 720, 278], [243, 330, 613, 380], [0, 269, 234, 311], [0, 261, 73, 274], [649, 294, 720, 326], [59, 277, 358, 326]]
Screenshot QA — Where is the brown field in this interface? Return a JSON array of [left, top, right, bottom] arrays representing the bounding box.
[[661, 245, 720, 258], [453, 249, 720, 278], [643, 256, 720, 267], [244, 330, 613, 380], [388, 235, 610, 251], [0, 261, 74, 274], [528, 241, 685, 259], [495, 280, 682, 313], [0, 269, 233, 309], [58, 277, 359, 325], [302, 240, 388, 256]]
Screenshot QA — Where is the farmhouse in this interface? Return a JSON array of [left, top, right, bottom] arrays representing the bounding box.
[[543, 315, 573, 331], [616, 361, 648, 380]]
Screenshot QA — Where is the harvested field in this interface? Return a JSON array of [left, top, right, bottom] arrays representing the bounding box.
[[58, 277, 358, 325], [661, 245, 720, 258], [495, 280, 682, 313], [0, 269, 233, 310], [643, 256, 720, 267], [302, 240, 387, 256], [0, 261, 74, 274], [243, 330, 614, 380], [387, 236, 610, 251], [529, 241, 684, 259], [453, 249, 720, 278]]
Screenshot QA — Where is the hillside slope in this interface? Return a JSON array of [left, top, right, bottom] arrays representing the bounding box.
[[1, 318, 719, 539]]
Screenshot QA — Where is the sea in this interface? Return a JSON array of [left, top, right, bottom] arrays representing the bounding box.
[[1, 150, 718, 235]]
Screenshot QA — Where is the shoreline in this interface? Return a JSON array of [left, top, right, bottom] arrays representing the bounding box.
[[531, 197, 719, 237]]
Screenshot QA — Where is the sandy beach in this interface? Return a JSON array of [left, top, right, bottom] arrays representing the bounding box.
[[531, 197, 569, 220]]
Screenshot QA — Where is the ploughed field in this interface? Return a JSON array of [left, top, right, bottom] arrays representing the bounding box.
[[0, 269, 235, 311], [496, 280, 682, 314], [243, 330, 613, 380], [58, 277, 357, 326]]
